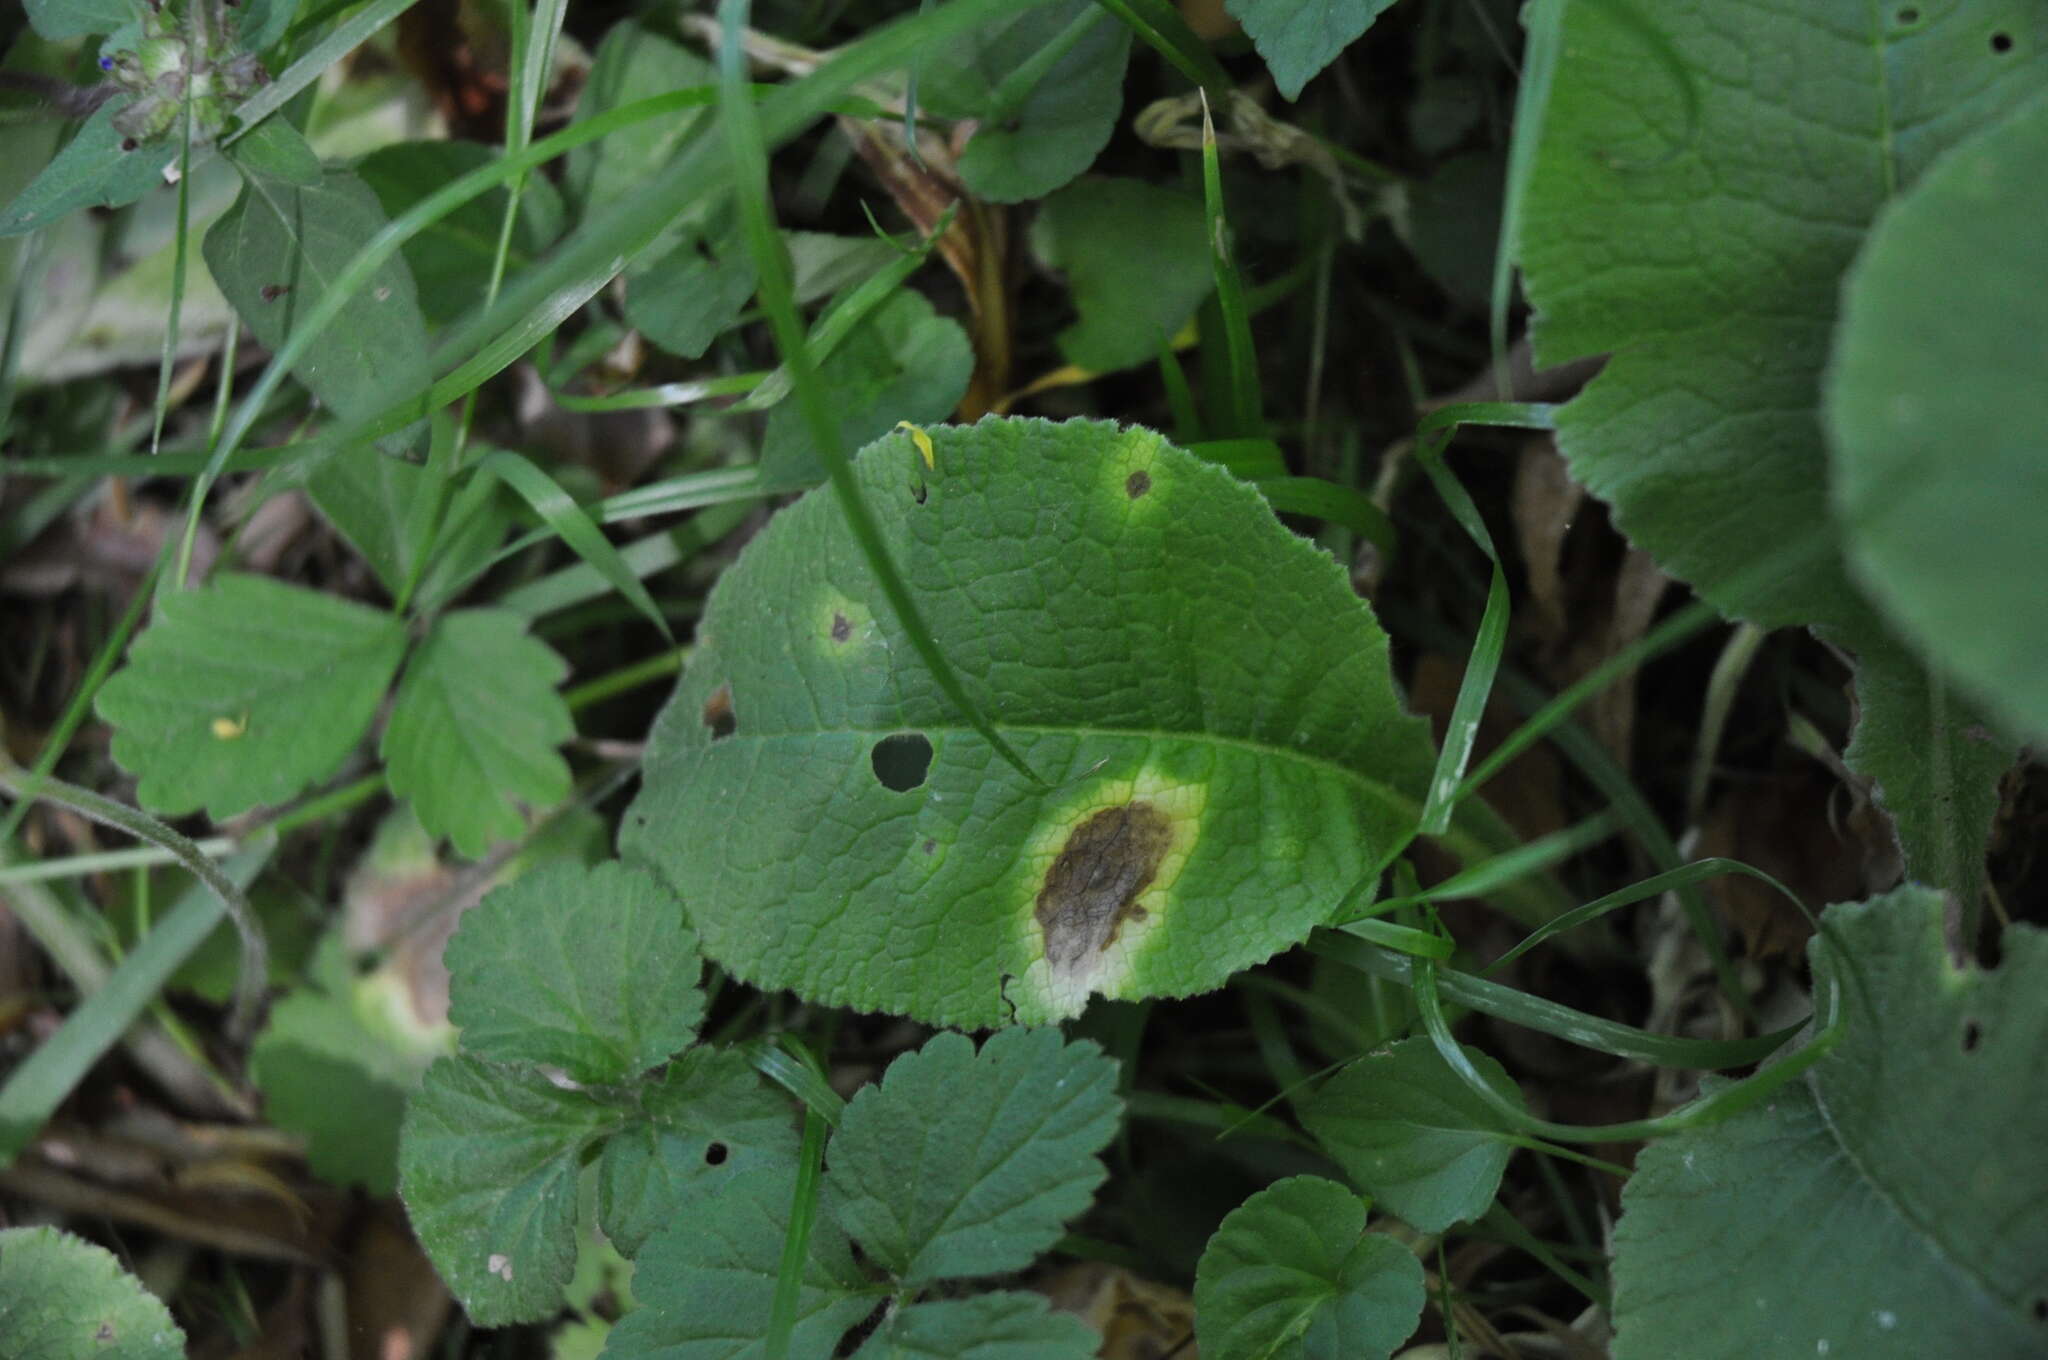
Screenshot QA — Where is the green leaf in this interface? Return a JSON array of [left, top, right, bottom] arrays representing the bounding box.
[[1299, 1038, 1523, 1233], [759, 289, 974, 485], [203, 165, 433, 432], [96, 573, 407, 818], [1517, 0, 2041, 901], [1030, 177, 1211, 374], [852, 1293, 1098, 1360], [1609, 887, 2048, 1358], [1222, 0, 1397, 101], [1825, 91, 2048, 743], [357, 140, 567, 326], [382, 608, 574, 858], [1193, 1175, 1425, 1360], [604, 1165, 879, 1360], [566, 21, 716, 216], [398, 1055, 619, 1327], [224, 117, 323, 188], [0, 1226, 184, 1359], [22, 0, 128, 42], [0, 101, 176, 238], [596, 1047, 800, 1258], [917, 1, 1132, 202], [624, 227, 757, 361], [443, 861, 702, 1084], [621, 418, 1437, 1027], [826, 1029, 1120, 1285]]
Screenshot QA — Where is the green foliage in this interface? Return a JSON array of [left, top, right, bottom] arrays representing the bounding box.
[[1518, 0, 2039, 904], [916, 0, 1133, 202], [1609, 888, 2048, 1357], [382, 610, 574, 859], [851, 1294, 1098, 1360], [1825, 92, 2048, 744], [95, 574, 407, 818], [23, 0, 130, 41], [1223, 0, 1398, 101], [1030, 177, 1211, 373], [1193, 1176, 1426, 1360], [825, 1027, 1121, 1284], [0, 103, 177, 239], [1300, 1038, 1523, 1233], [0, 1226, 185, 1359], [623, 417, 1438, 1027]]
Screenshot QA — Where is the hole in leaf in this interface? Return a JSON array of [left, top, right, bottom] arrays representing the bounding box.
[[1894, 5, 1919, 21], [1126, 470, 1152, 499], [922, 838, 937, 855], [869, 733, 933, 791], [701, 683, 737, 740], [2031, 1298, 2047, 1324], [1990, 31, 2013, 52], [830, 611, 851, 643], [703, 1140, 729, 1166], [1961, 1019, 1983, 1052]]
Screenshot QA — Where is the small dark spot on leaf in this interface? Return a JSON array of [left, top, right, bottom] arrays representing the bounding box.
[[95, 1322, 116, 1343], [1990, 31, 2013, 53], [870, 733, 933, 792], [120, 138, 138, 152], [704, 1140, 728, 1166], [923, 838, 937, 855], [2031, 1297, 2047, 1324], [1894, 5, 1918, 22], [1037, 802, 1173, 971], [701, 683, 737, 740], [911, 479, 928, 505], [1125, 470, 1152, 499], [260, 283, 291, 302], [830, 611, 851, 643], [1961, 1019, 1982, 1052]]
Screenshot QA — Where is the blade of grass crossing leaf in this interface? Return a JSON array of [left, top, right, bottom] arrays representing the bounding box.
[[1156, 337, 1203, 442], [765, 1107, 829, 1360], [477, 450, 674, 643], [1092, 0, 1233, 94], [0, 848, 268, 1162], [1343, 917, 1454, 960], [716, 0, 1043, 788], [737, 1036, 846, 1129], [149, 103, 197, 457], [1199, 92, 1263, 438], [981, 4, 1113, 127], [220, 0, 422, 149], [1252, 476, 1394, 556], [1491, 0, 1563, 389], [1307, 931, 1799, 1070], [1359, 809, 1622, 916]]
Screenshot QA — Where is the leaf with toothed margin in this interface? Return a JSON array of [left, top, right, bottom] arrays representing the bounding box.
[[1608, 887, 2048, 1358], [826, 1028, 1120, 1285], [0, 1225, 186, 1359], [1518, 0, 2039, 908], [850, 1293, 1099, 1359], [619, 415, 1441, 1027]]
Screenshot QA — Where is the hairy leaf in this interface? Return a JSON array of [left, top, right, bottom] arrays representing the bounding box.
[[622, 417, 1437, 1026], [382, 609, 574, 858], [1193, 1176, 1425, 1360], [1610, 888, 2048, 1358], [826, 1029, 1120, 1285], [1300, 1038, 1523, 1233], [851, 1293, 1098, 1360], [96, 573, 406, 818], [0, 1226, 184, 1358]]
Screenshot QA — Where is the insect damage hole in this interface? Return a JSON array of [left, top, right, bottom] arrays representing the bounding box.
[[1036, 802, 1173, 972], [701, 683, 737, 740], [1961, 1019, 1983, 1052], [1990, 31, 2013, 53], [703, 1140, 729, 1166], [869, 733, 933, 791], [830, 611, 852, 643]]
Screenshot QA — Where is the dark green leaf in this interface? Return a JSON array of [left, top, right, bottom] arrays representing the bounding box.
[[1222, 0, 1397, 101], [1031, 177, 1211, 374], [0, 101, 175, 238], [852, 1293, 1098, 1360], [22, 0, 129, 42], [625, 228, 757, 361]]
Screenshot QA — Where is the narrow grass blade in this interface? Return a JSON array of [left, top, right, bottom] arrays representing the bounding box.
[[1199, 92, 1263, 438], [765, 1103, 830, 1360], [1253, 476, 1395, 556], [1092, 0, 1233, 93], [222, 0, 421, 148], [476, 450, 675, 643]]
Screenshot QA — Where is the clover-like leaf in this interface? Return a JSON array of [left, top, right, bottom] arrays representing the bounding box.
[[605, 1166, 880, 1360], [1030, 177, 1211, 374], [398, 1056, 620, 1327], [97, 573, 407, 818], [826, 1028, 1119, 1285], [851, 1293, 1098, 1360], [1223, 0, 1397, 101], [1825, 92, 2048, 743], [1299, 1038, 1523, 1233], [622, 417, 1438, 1026], [1519, 0, 2040, 902], [442, 861, 699, 1084], [596, 1047, 799, 1258], [0, 1226, 185, 1359], [382, 608, 574, 859], [760, 289, 974, 485], [915, 0, 1131, 202], [1194, 1176, 1425, 1360], [1609, 887, 2048, 1358]]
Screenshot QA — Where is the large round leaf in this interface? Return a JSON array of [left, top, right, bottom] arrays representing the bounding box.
[[1825, 93, 2048, 743], [621, 417, 1437, 1026]]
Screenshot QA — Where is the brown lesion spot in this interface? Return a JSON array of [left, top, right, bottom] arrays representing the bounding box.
[[700, 683, 737, 740], [1036, 802, 1173, 971], [830, 610, 852, 643], [1125, 469, 1152, 499]]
